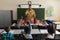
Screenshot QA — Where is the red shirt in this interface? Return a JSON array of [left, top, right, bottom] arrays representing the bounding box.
[[34, 18, 37, 24], [24, 18, 29, 23]]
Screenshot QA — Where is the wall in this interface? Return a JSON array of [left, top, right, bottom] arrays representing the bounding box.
[[0, 0, 60, 20]]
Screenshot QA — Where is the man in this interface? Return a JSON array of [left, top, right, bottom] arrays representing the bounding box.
[[25, 4, 36, 23]]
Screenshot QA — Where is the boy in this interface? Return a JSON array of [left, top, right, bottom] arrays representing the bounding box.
[[2, 26, 14, 40], [23, 22, 33, 40]]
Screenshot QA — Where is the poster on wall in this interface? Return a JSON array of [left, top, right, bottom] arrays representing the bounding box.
[[46, 6, 54, 17]]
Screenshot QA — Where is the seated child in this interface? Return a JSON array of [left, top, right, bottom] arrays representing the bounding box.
[[23, 22, 33, 40], [17, 18, 24, 28], [46, 23, 55, 40], [2, 26, 14, 40]]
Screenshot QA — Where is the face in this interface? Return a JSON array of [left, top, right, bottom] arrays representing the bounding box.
[[5, 27, 10, 32]]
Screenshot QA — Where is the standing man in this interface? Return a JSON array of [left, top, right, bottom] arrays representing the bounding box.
[[25, 4, 36, 23]]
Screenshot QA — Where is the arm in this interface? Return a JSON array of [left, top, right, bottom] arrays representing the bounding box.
[[25, 10, 28, 17]]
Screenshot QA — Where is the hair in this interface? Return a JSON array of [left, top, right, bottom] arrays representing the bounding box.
[[24, 22, 30, 34], [4, 26, 10, 32], [24, 26, 30, 34], [47, 23, 55, 35], [26, 22, 30, 25], [29, 4, 31, 6]]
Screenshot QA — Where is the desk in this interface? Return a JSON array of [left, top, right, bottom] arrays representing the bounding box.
[[0, 29, 59, 39], [53, 22, 60, 39], [11, 23, 48, 29], [55, 30, 60, 39], [0, 29, 48, 40], [1, 29, 60, 40], [0, 29, 48, 34], [53, 22, 60, 30]]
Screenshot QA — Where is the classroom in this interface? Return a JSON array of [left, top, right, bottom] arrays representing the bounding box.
[[0, 0, 60, 40]]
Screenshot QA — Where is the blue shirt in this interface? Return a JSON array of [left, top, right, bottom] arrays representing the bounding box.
[[2, 32, 14, 40]]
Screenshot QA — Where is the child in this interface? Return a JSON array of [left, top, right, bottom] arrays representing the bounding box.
[[2, 26, 14, 40], [46, 23, 55, 40], [17, 16, 24, 29], [23, 22, 33, 40]]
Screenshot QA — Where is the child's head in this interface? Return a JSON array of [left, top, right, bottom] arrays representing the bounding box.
[[24, 22, 30, 25], [4, 26, 10, 33], [26, 22, 30, 25], [47, 23, 55, 34]]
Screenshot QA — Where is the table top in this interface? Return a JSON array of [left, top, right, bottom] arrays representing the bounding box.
[[56, 25, 60, 29], [53, 22, 60, 24], [0, 29, 48, 34], [0, 29, 60, 35], [11, 23, 48, 27], [56, 30, 60, 35]]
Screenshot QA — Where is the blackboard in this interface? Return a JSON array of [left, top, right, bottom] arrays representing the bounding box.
[[17, 8, 45, 20]]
